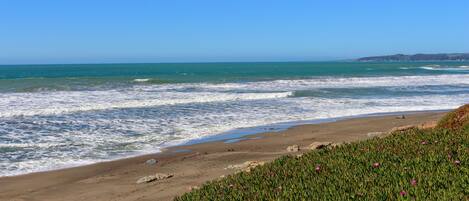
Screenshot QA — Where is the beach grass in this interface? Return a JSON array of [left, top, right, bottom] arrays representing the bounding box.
[[175, 105, 469, 200]]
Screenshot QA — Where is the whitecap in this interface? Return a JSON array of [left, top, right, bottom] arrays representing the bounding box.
[[133, 78, 151, 82], [420, 65, 469, 71]]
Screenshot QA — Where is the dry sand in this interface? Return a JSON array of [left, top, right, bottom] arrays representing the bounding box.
[[0, 111, 445, 201]]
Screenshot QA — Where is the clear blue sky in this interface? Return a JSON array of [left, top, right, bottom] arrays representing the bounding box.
[[1, 0, 468, 64]]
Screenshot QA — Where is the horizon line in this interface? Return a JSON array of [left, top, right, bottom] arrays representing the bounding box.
[[0, 59, 355, 66]]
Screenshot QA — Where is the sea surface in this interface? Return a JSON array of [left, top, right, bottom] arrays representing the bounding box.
[[1, 62, 469, 176]]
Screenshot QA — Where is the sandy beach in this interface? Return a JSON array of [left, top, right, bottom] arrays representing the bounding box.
[[0, 111, 445, 201], [2, 1, 467, 200]]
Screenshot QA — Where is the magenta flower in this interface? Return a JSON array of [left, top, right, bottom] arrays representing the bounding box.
[[372, 162, 380, 168], [400, 191, 407, 196], [315, 165, 321, 172], [410, 179, 417, 186]]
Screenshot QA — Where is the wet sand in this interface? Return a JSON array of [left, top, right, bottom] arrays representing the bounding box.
[[0, 111, 445, 201]]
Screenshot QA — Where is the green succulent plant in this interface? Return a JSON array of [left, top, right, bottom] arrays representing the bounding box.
[[176, 105, 469, 201]]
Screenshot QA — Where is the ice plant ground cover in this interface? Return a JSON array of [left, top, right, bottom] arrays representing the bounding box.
[[176, 105, 469, 200]]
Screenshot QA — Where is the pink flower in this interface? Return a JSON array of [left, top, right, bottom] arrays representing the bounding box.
[[420, 141, 427, 145], [315, 165, 321, 172], [400, 191, 407, 196], [454, 160, 461, 165], [373, 162, 380, 168], [410, 179, 417, 186]]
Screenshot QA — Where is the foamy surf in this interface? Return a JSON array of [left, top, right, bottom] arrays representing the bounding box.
[[133, 78, 152, 82], [420, 65, 469, 71], [0, 91, 292, 118], [1, 93, 467, 176], [1, 62, 469, 176]]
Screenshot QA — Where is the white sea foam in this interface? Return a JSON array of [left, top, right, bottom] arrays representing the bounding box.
[[2, 92, 468, 176], [420, 65, 469, 71], [184, 74, 469, 91], [0, 91, 292, 118], [1, 74, 469, 118], [1, 74, 469, 176], [420, 66, 435, 70], [133, 78, 151, 82]]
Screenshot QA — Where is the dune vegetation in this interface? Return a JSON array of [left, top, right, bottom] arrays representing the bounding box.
[[176, 105, 469, 200]]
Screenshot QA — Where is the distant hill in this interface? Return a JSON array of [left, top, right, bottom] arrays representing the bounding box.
[[357, 53, 469, 61]]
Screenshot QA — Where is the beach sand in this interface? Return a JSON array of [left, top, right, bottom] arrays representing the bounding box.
[[0, 111, 445, 201]]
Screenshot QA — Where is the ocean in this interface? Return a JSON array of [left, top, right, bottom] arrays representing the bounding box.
[[1, 62, 469, 176]]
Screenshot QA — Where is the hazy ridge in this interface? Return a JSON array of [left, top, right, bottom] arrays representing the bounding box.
[[357, 53, 469, 61]]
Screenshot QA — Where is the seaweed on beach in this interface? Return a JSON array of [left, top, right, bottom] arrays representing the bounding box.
[[175, 105, 469, 200]]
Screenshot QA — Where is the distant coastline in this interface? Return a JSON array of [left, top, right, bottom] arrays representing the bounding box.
[[357, 53, 469, 62]]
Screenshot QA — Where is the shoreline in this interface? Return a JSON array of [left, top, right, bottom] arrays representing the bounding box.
[[0, 111, 446, 201], [2, 109, 449, 178], [180, 109, 449, 146]]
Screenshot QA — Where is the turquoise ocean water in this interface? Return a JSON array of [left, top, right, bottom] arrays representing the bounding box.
[[1, 62, 469, 176]]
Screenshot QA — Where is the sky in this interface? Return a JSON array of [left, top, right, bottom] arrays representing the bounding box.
[[1, 0, 468, 64]]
